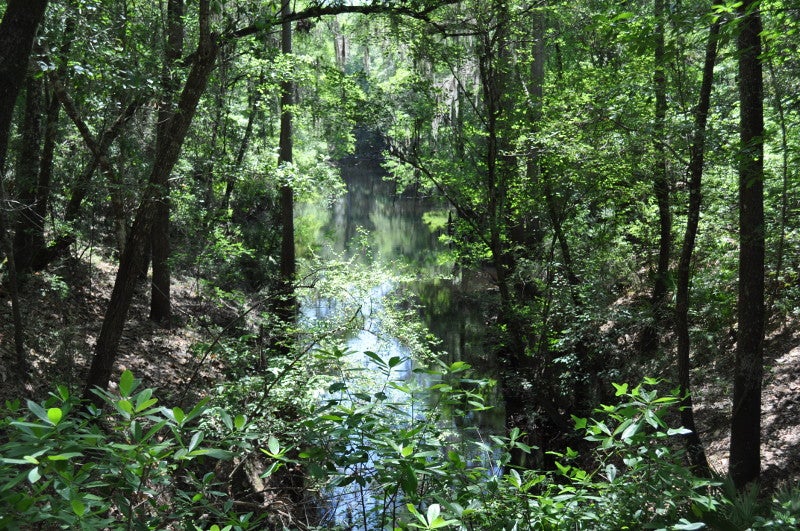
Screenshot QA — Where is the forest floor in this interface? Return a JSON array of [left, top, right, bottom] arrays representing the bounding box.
[[2, 253, 799, 493]]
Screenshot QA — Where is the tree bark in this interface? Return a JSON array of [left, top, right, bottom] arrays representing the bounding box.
[[82, 4, 218, 406], [12, 72, 44, 273], [0, 0, 49, 376], [651, 0, 672, 315], [150, 0, 185, 326], [675, 18, 720, 478], [730, 0, 765, 490], [276, 0, 297, 331]]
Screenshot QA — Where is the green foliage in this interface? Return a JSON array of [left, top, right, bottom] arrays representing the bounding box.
[[0, 371, 260, 530]]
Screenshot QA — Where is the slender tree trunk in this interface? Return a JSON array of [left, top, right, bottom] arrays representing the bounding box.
[[730, 0, 765, 490], [83, 4, 218, 405], [651, 0, 672, 317], [675, 18, 720, 478], [277, 0, 297, 331], [150, 0, 185, 326], [765, 51, 789, 300]]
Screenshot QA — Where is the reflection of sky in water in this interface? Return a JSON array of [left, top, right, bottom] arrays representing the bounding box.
[[302, 161, 504, 529]]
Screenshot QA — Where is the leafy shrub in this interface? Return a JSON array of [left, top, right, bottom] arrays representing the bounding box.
[[0, 371, 259, 530]]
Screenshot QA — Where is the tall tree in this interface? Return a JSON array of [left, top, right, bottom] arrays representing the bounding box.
[[150, 0, 185, 326], [0, 0, 49, 373], [277, 0, 297, 330], [674, 14, 721, 478], [651, 0, 672, 315], [730, 0, 765, 489]]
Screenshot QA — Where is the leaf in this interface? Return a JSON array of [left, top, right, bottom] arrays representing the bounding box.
[[47, 407, 63, 426], [71, 499, 86, 517], [119, 370, 135, 397], [26, 400, 50, 425], [48, 452, 83, 461], [267, 435, 281, 456], [234, 415, 246, 430], [388, 355, 403, 368], [572, 415, 587, 430], [172, 407, 186, 425], [620, 420, 640, 441], [672, 519, 706, 530], [363, 350, 385, 366], [427, 504, 441, 525], [188, 431, 203, 453], [612, 382, 629, 396], [27, 467, 41, 484]]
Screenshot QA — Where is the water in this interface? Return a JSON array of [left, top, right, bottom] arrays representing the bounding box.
[[299, 149, 505, 528]]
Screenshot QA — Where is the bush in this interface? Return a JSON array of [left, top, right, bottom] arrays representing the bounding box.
[[0, 371, 260, 530]]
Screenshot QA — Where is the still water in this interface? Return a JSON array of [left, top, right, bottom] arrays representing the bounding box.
[[299, 152, 505, 528]]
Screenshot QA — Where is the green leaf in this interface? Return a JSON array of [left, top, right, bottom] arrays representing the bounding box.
[[26, 400, 50, 424], [363, 350, 385, 366], [71, 499, 86, 517], [572, 415, 587, 430], [234, 415, 246, 430], [612, 382, 629, 396], [119, 370, 135, 397], [47, 407, 63, 426], [117, 399, 133, 414], [48, 452, 83, 461], [172, 407, 186, 425]]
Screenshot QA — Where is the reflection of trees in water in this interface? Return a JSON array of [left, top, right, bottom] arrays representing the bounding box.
[[324, 162, 445, 267]]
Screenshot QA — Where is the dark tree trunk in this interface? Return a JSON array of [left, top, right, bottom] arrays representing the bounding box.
[[675, 18, 720, 478], [730, 0, 765, 490], [651, 0, 672, 315], [12, 72, 44, 273], [0, 0, 48, 172], [276, 0, 297, 330], [82, 5, 218, 406], [150, 0, 185, 326], [0, 0, 49, 375]]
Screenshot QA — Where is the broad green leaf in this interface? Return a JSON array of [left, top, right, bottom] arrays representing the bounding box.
[[119, 370, 135, 397], [234, 415, 246, 430], [47, 407, 63, 426], [71, 499, 86, 516]]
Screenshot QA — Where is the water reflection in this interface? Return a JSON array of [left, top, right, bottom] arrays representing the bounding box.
[[300, 155, 504, 528]]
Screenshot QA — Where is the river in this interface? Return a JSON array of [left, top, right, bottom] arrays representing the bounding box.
[[298, 140, 505, 528]]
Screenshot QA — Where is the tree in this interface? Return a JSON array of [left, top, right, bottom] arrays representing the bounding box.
[[0, 0, 50, 373], [150, 0, 185, 326], [277, 0, 297, 331], [674, 13, 721, 478], [729, 0, 765, 489], [83, 0, 219, 406]]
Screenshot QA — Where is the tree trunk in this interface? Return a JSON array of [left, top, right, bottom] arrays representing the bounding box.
[[730, 0, 765, 490], [150, 0, 185, 326], [82, 4, 218, 405], [0, 0, 49, 172], [0, 0, 49, 376], [12, 72, 44, 273], [276, 0, 297, 331], [675, 18, 720, 478], [651, 0, 672, 315]]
